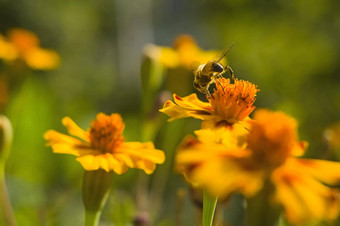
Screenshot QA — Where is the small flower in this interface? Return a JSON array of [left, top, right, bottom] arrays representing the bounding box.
[[0, 28, 60, 70], [160, 78, 259, 127], [175, 109, 340, 224], [44, 113, 165, 174]]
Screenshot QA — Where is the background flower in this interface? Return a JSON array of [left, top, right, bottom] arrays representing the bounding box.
[[44, 113, 165, 174]]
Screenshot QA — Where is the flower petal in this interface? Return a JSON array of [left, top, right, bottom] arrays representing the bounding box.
[[44, 130, 84, 146], [115, 142, 165, 174], [272, 165, 339, 224], [44, 130, 95, 156], [62, 117, 90, 142], [76, 154, 129, 174], [189, 159, 263, 197], [117, 142, 165, 164], [294, 158, 340, 185], [160, 93, 215, 121]]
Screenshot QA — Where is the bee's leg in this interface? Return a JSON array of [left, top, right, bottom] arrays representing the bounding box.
[[226, 66, 235, 81], [205, 86, 213, 99]]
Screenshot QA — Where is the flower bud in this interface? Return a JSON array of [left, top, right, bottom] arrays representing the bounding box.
[[82, 169, 113, 212], [0, 115, 12, 177]]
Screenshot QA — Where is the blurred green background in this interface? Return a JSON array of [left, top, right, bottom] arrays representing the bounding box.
[[1, 0, 340, 225]]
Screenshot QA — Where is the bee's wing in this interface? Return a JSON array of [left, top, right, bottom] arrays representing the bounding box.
[[189, 61, 201, 73], [214, 42, 235, 62]]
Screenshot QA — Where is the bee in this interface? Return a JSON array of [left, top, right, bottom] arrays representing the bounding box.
[[193, 43, 235, 96]]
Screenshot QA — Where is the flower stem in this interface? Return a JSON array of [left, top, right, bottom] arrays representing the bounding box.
[[0, 173, 17, 226], [85, 210, 100, 226], [82, 170, 113, 226], [202, 190, 218, 226], [244, 179, 280, 226]]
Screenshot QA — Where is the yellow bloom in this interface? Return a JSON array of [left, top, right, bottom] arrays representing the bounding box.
[[44, 113, 165, 174], [0, 28, 60, 70], [144, 34, 224, 70], [160, 78, 258, 127], [176, 109, 340, 224], [173, 35, 221, 69]]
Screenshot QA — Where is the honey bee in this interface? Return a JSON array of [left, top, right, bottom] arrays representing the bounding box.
[[193, 43, 235, 96]]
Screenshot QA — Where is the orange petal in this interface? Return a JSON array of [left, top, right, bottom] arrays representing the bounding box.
[[62, 117, 90, 142]]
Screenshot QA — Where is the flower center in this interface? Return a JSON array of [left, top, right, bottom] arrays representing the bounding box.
[[210, 78, 259, 123], [247, 110, 298, 169], [89, 113, 125, 153]]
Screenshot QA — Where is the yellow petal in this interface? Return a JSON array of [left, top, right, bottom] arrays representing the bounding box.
[[44, 130, 85, 146], [294, 158, 340, 185], [105, 154, 129, 174], [0, 35, 18, 61], [189, 159, 262, 198], [117, 142, 165, 164], [272, 164, 339, 224], [24, 48, 60, 70], [76, 154, 129, 174], [44, 130, 97, 157], [50, 144, 96, 156], [114, 153, 135, 168], [62, 117, 90, 142], [138, 160, 156, 174], [160, 93, 215, 121]]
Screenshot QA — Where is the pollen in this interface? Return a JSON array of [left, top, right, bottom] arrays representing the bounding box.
[[89, 113, 125, 153], [210, 78, 259, 123]]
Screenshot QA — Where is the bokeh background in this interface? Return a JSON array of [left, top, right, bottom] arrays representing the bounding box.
[[1, 0, 340, 225]]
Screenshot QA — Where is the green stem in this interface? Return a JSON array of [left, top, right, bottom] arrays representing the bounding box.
[[0, 173, 17, 226], [202, 190, 218, 226], [82, 170, 113, 226], [244, 179, 280, 226], [85, 210, 101, 226]]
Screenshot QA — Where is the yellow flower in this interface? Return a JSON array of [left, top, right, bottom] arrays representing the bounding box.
[[173, 35, 221, 69], [176, 109, 340, 224], [44, 113, 165, 174], [176, 126, 263, 198], [0, 28, 60, 70], [144, 34, 224, 70], [160, 78, 259, 127]]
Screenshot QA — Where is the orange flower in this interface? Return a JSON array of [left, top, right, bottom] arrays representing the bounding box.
[[44, 113, 165, 174], [160, 78, 258, 127], [0, 28, 60, 70], [176, 109, 340, 224]]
